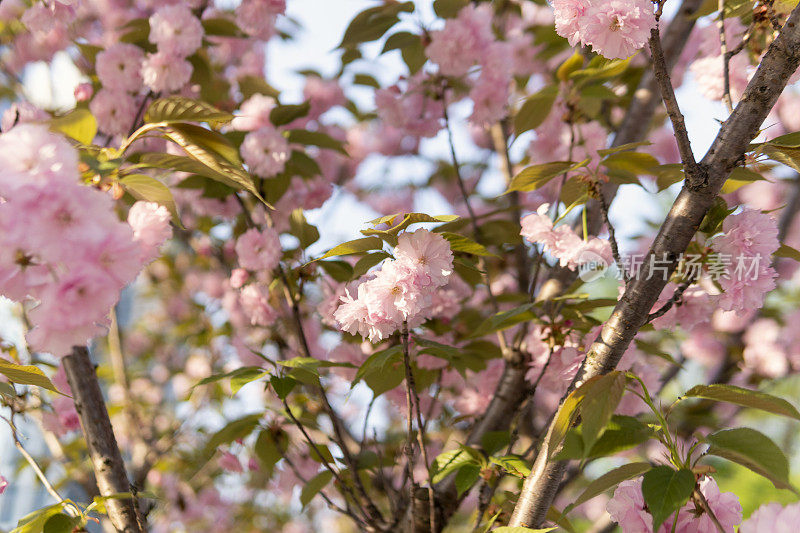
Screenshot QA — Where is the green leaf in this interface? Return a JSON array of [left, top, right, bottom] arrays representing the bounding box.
[[433, 0, 469, 18], [352, 345, 403, 388], [289, 209, 320, 248], [720, 167, 766, 194], [514, 85, 559, 136], [545, 375, 602, 460], [270, 375, 298, 400], [202, 17, 245, 37], [580, 371, 626, 452], [12, 503, 67, 533], [468, 304, 536, 339], [0, 360, 61, 394], [270, 102, 311, 127], [238, 76, 280, 100], [597, 141, 653, 157], [557, 52, 584, 82], [431, 448, 480, 484], [440, 232, 495, 257], [567, 462, 651, 511], [204, 414, 262, 456], [255, 429, 284, 475], [316, 236, 384, 261], [683, 384, 800, 420], [300, 470, 334, 508], [338, 2, 414, 48], [43, 513, 80, 533], [570, 57, 632, 82], [362, 213, 459, 239], [285, 129, 347, 154], [145, 96, 233, 124], [192, 366, 268, 394], [119, 174, 181, 226], [352, 252, 391, 278], [317, 260, 354, 282], [50, 108, 97, 145], [489, 455, 530, 478], [546, 507, 577, 533], [641, 466, 695, 532], [602, 151, 660, 177], [506, 161, 578, 193], [775, 243, 800, 262], [168, 123, 242, 164], [704, 428, 796, 492], [382, 31, 419, 53], [0, 381, 16, 398], [152, 129, 268, 206], [455, 464, 481, 496]]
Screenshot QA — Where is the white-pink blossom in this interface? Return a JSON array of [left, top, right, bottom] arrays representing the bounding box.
[[96, 43, 144, 93], [128, 201, 173, 262], [235, 227, 282, 272], [149, 5, 204, 58], [241, 126, 290, 178]]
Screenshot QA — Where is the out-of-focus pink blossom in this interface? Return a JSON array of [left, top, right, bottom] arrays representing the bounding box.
[[241, 126, 290, 178], [149, 5, 204, 58], [235, 227, 282, 272], [740, 501, 800, 532]]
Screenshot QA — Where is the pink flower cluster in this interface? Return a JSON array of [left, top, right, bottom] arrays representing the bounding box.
[[0, 124, 171, 355], [552, 0, 656, 59], [607, 476, 742, 532], [334, 229, 454, 342], [374, 74, 445, 138], [741, 501, 800, 532], [0, 474, 6, 495], [142, 5, 203, 93], [712, 208, 779, 315], [425, 4, 513, 126], [520, 204, 614, 271]]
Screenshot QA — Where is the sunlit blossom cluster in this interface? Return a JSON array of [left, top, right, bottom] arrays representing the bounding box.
[[334, 229, 454, 342], [0, 124, 171, 355]]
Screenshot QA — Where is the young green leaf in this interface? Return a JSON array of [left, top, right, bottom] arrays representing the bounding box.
[[682, 384, 800, 420], [704, 428, 796, 493], [300, 470, 334, 508], [567, 462, 651, 511], [641, 466, 695, 532]]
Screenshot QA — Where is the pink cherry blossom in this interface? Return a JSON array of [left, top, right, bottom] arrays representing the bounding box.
[[96, 43, 145, 93], [236, 0, 285, 40], [374, 75, 444, 138], [521, 207, 613, 271], [232, 94, 276, 131], [141, 52, 193, 93], [0, 124, 78, 192], [607, 479, 654, 533], [241, 126, 290, 177], [673, 477, 741, 533], [128, 201, 173, 262], [740, 501, 800, 532], [73, 83, 93, 102], [219, 451, 244, 473], [553, 0, 590, 47], [712, 208, 779, 314], [426, 4, 494, 77], [394, 229, 454, 288], [239, 283, 278, 327], [90, 89, 137, 137], [0, 475, 7, 495], [235, 227, 282, 272], [149, 5, 204, 58]]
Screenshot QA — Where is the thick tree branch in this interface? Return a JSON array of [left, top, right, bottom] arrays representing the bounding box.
[[508, 5, 800, 527], [432, 2, 706, 527], [63, 346, 145, 533]]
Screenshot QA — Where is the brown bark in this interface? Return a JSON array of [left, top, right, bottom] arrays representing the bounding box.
[[63, 346, 145, 533], [508, 6, 800, 527]]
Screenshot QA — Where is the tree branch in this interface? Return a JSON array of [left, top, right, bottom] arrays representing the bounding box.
[[507, 5, 800, 527], [63, 346, 145, 532]]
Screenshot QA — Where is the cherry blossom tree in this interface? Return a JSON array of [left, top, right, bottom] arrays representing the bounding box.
[[4, 1, 800, 532]]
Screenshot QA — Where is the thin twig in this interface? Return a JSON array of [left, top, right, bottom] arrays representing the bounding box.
[[649, 25, 700, 180], [694, 488, 727, 533], [718, 0, 735, 113], [400, 323, 419, 532], [2, 414, 77, 515]]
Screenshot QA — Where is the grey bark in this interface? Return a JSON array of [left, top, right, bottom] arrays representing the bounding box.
[[508, 6, 800, 528], [63, 346, 145, 532]]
